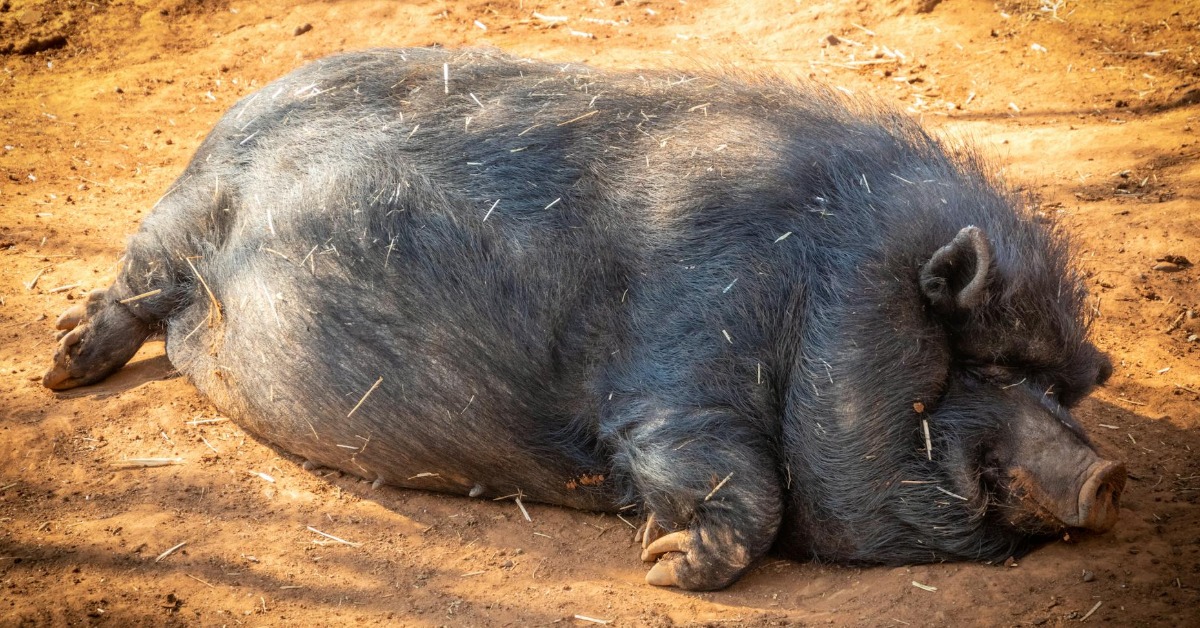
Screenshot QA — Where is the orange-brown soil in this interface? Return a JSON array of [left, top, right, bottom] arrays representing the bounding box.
[[1, 0, 1197, 625]]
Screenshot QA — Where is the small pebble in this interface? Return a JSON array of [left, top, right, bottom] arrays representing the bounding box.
[[1083, 570, 1095, 582], [1152, 262, 1182, 272], [294, 23, 313, 36]]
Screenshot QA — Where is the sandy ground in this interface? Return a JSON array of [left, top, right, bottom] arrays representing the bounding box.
[[1, 0, 1198, 625]]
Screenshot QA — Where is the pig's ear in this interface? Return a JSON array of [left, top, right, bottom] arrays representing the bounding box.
[[919, 225, 992, 313]]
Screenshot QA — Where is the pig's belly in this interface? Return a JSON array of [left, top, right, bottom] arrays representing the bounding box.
[[163, 259, 620, 512]]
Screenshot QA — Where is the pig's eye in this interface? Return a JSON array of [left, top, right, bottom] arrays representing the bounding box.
[[975, 365, 1020, 386]]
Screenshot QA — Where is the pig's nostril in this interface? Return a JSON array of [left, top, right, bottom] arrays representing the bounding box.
[[1078, 461, 1126, 532], [1094, 481, 1116, 510]]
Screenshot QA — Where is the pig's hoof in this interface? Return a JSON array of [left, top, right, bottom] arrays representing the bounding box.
[[54, 304, 87, 332], [642, 531, 687, 586], [634, 512, 662, 545], [638, 517, 753, 590], [43, 326, 97, 389], [43, 293, 152, 390], [54, 288, 107, 332]]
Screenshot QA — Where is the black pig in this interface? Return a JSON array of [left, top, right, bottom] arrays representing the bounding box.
[[44, 48, 1125, 591]]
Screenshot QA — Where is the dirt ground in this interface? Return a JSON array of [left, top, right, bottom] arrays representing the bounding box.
[[1, 0, 1198, 625]]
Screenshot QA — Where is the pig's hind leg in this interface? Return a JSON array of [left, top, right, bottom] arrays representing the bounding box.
[[42, 285, 157, 390], [43, 187, 214, 390], [608, 405, 783, 590]]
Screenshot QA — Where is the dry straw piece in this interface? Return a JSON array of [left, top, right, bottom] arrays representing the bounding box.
[[112, 458, 184, 468]]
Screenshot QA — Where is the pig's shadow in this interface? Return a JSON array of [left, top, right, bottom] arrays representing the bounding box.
[[52, 350, 177, 398], [270, 388, 1197, 605]]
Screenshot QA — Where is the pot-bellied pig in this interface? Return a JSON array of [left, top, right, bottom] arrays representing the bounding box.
[[44, 48, 1125, 591]]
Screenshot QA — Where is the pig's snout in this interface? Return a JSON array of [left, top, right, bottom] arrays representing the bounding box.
[[1074, 460, 1126, 532], [1007, 449, 1126, 534]]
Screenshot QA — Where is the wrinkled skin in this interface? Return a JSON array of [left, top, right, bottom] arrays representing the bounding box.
[[44, 48, 1124, 591]]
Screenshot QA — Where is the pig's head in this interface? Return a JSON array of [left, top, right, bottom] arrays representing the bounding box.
[[776, 217, 1126, 565], [920, 225, 1124, 538]]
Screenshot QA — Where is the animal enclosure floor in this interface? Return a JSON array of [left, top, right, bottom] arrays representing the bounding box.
[[1, 0, 1198, 625]]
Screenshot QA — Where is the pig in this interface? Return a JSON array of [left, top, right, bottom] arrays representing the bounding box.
[[43, 48, 1125, 591]]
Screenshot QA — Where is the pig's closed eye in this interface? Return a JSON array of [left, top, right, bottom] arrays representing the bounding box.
[[968, 364, 1021, 387]]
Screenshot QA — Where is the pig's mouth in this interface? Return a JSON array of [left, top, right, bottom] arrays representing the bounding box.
[[1003, 461, 1126, 534]]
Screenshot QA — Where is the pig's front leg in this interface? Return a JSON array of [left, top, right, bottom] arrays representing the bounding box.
[[604, 404, 782, 590]]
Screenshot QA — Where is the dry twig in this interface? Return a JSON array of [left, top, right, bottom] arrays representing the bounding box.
[[347, 376, 383, 418], [112, 458, 184, 468], [119, 289, 162, 304], [155, 541, 187, 563], [704, 472, 734, 501], [306, 526, 363, 547], [25, 268, 47, 290]]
